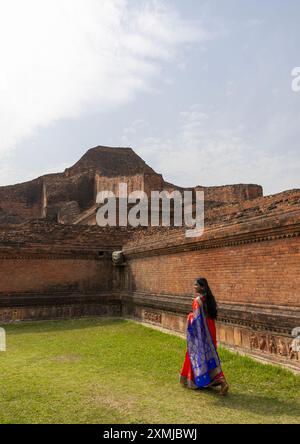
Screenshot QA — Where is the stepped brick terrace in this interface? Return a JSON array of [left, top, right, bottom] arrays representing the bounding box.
[[0, 146, 299, 371]]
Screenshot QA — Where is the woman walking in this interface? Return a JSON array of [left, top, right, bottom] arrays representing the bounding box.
[[180, 277, 229, 395]]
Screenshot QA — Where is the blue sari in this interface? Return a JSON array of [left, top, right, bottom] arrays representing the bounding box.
[[180, 296, 224, 389]]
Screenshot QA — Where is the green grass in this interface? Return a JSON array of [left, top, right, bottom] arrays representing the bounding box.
[[0, 318, 299, 424]]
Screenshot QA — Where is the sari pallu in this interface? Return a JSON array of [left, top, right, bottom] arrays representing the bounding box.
[[180, 296, 224, 389]]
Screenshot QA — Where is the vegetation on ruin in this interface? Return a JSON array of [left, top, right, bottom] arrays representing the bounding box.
[[0, 318, 299, 424]]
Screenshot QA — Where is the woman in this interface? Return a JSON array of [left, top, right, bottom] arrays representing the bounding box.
[[180, 277, 229, 395]]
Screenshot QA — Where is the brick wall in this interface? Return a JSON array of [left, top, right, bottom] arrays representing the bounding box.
[[121, 209, 300, 370], [0, 257, 112, 294], [125, 237, 300, 307], [0, 178, 43, 222], [0, 184, 300, 369], [95, 173, 145, 197], [0, 220, 133, 322], [195, 184, 263, 203], [0, 220, 134, 296]]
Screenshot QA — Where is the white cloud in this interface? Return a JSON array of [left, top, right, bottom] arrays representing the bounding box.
[[124, 105, 300, 195], [0, 0, 206, 156], [0, 149, 70, 185]]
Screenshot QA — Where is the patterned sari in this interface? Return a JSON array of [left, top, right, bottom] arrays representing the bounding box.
[[180, 295, 224, 389]]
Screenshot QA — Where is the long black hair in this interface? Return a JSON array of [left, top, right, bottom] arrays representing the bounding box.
[[196, 277, 218, 320]]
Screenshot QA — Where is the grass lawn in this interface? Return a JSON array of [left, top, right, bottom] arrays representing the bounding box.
[[0, 318, 299, 424]]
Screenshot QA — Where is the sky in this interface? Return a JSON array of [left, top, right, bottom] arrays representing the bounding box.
[[0, 0, 299, 195]]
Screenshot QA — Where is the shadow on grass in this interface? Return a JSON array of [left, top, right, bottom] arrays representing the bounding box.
[[197, 386, 300, 418], [1, 317, 127, 335]]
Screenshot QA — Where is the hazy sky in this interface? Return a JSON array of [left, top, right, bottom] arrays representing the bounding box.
[[0, 0, 299, 195]]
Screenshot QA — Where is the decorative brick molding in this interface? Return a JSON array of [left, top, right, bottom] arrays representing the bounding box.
[[0, 291, 122, 323], [121, 291, 300, 370], [1, 287, 298, 369], [144, 310, 162, 324], [123, 211, 300, 258]]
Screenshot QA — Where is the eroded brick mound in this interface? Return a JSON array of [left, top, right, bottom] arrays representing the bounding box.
[[0, 147, 162, 225], [0, 145, 281, 227], [64, 146, 157, 177]]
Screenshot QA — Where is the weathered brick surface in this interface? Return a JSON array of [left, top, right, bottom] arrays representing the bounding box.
[[0, 178, 43, 223], [0, 219, 133, 252], [0, 146, 264, 225], [95, 173, 164, 197], [0, 147, 159, 224], [195, 184, 263, 202], [0, 294, 122, 323], [65, 146, 157, 177], [0, 219, 132, 319], [0, 258, 111, 293], [125, 236, 300, 306]]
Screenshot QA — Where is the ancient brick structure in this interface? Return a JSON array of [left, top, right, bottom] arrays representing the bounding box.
[[0, 220, 134, 322], [0, 145, 262, 225], [120, 190, 300, 371], [0, 146, 299, 371], [0, 147, 165, 225]]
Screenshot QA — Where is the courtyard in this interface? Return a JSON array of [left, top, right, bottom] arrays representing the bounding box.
[[0, 318, 299, 424]]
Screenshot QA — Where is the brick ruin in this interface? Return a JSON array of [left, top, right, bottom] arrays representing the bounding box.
[[0, 146, 299, 371]]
